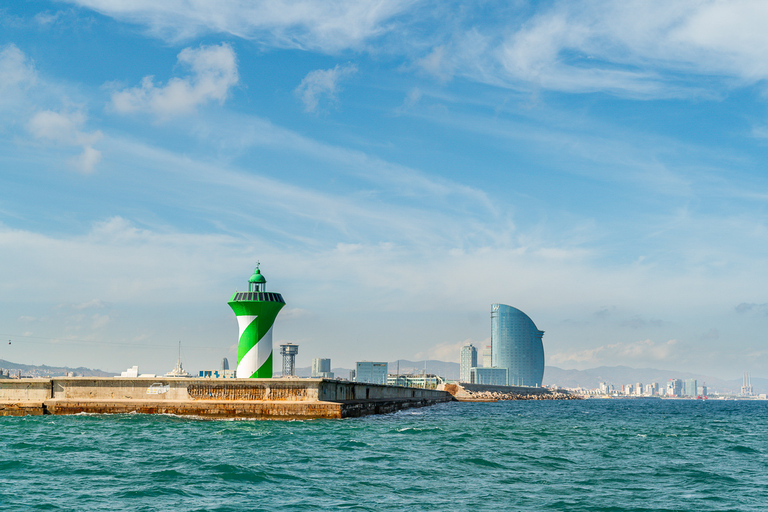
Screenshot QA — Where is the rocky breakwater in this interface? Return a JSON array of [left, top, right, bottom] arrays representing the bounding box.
[[443, 383, 581, 402]]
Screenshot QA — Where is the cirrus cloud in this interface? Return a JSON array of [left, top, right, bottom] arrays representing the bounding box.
[[62, 0, 414, 52], [295, 63, 357, 113]]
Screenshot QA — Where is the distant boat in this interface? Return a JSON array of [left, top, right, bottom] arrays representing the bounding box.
[[165, 341, 191, 378]]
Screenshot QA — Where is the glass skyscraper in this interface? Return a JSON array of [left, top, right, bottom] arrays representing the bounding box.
[[491, 303, 545, 387], [459, 344, 477, 383]]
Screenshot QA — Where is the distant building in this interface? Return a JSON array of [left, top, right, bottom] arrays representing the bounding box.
[[199, 370, 236, 378], [471, 367, 508, 386], [221, 358, 229, 370], [483, 344, 492, 368], [121, 366, 139, 378], [355, 362, 387, 384], [491, 304, 544, 387], [312, 358, 334, 379], [683, 378, 698, 397], [459, 344, 477, 383], [387, 374, 440, 389], [741, 373, 753, 396], [667, 379, 682, 397]]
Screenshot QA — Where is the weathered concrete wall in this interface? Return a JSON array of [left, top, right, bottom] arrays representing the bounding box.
[[43, 399, 345, 419], [50, 378, 324, 402], [0, 401, 46, 416], [318, 380, 449, 401], [0, 379, 51, 401], [45, 377, 449, 402], [0, 377, 454, 418]]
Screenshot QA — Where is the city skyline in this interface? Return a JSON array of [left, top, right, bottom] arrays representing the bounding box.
[[2, 2, 768, 379]]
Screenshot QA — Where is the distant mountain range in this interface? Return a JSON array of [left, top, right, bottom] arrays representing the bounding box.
[[0, 359, 117, 378], [3, 357, 763, 394]]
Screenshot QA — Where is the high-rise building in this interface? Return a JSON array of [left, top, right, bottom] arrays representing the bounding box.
[[667, 379, 682, 397], [355, 362, 387, 384], [228, 264, 286, 378], [683, 379, 698, 397], [312, 358, 334, 379], [490, 304, 544, 387], [459, 344, 477, 383]]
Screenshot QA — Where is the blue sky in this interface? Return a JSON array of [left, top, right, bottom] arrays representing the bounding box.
[[1, 0, 767, 379]]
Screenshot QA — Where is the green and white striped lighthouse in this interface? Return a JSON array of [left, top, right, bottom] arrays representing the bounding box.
[[228, 264, 286, 378]]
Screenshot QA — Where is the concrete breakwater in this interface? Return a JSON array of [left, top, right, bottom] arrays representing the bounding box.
[[0, 377, 454, 419]]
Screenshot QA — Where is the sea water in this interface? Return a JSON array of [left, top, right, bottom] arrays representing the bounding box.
[[1, 399, 767, 511]]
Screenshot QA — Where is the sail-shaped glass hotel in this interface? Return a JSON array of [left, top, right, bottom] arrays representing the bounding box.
[[491, 304, 544, 387]]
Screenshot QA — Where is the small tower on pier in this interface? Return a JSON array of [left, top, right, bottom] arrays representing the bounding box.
[[280, 343, 299, 377]]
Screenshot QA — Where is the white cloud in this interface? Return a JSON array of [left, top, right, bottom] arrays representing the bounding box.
[[295, 63, 357, 113], [27, 109, 85, 140], [90, 314, 111, 330], [111, 43, 238, 118], [550, 339, 679, 366], [0, 44, 37, 110], [73, 145, 103, 173], [72, 299, 108, 310], [64, 0, 413, 52], [417, 45, 454, 82], [27, 109, 103, 173], [0, 45, 102, 174], [395, 87, 422, 115], [34, 11, 64, 26]]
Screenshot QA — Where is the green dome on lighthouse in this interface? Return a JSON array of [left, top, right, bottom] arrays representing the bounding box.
[[248, 264, 267, 284]]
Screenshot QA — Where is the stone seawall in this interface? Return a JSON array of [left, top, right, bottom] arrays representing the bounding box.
[[443, 382, 571, 401], [0, 378, 454, 419]]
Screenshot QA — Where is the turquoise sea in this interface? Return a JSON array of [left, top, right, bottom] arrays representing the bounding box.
[[1, 399, 767, 511]]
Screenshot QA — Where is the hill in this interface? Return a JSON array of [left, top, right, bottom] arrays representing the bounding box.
[[0, 359, 117, 378]]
